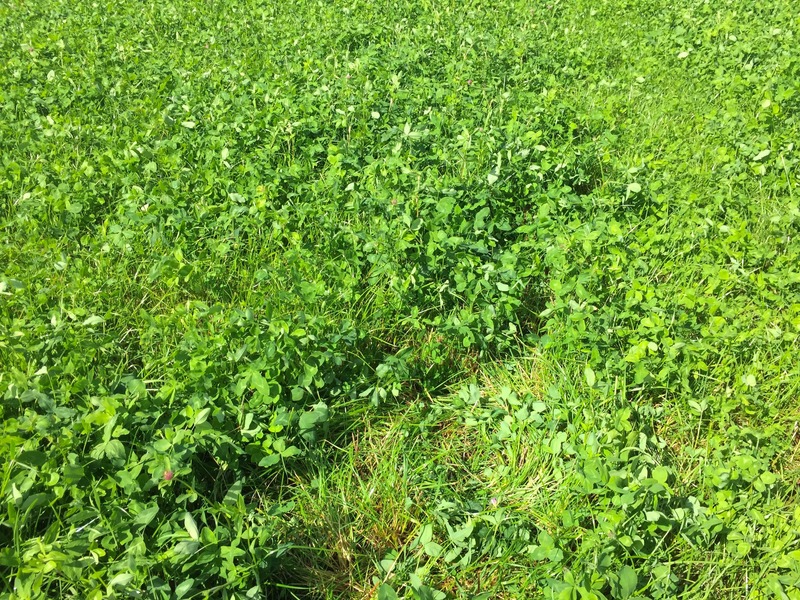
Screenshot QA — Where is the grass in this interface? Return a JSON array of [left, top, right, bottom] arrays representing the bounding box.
[[274, 351, 800, 598], [1, 0, 799, 598]]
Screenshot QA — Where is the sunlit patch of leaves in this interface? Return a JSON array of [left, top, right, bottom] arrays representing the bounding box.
[[1, 0, 799, 598]]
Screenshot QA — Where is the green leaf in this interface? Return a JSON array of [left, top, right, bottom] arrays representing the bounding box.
[[18, 450, 47, 467], [377, 584, 398, 600], [423, 541, 443, 557], [298, 403, 328, 430], [753, 149, 770, 161], [175, 579, 195, 599], [652, 466, 670, 484], [134, 505, 159, 527], [0, 548, 20, 567], [617, 566, 638, 598], [194, 407, 211, 426], [419, 523, 434, 546], [104, 440, 126, 460], [63, 464, 83, 485], [174, 541, 200, 555], [223, 480, 243, 506], [280, 445, 302, 458], [584, 366, 596, 387], [152, 438, 171, 452], [184, 512, 199, 541], [259, 454, 281, 467], [108, 573, 134, 589], [448, 521, 474, 543], [299, 411, 321, 430]]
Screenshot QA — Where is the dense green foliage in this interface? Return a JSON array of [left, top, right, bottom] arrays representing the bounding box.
[[1, 0, 799, 598]]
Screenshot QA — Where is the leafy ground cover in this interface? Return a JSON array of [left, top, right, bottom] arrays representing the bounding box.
[[1, 0, 799, 598]]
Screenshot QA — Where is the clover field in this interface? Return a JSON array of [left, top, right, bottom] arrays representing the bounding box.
[[1, 0, 800, 598]]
